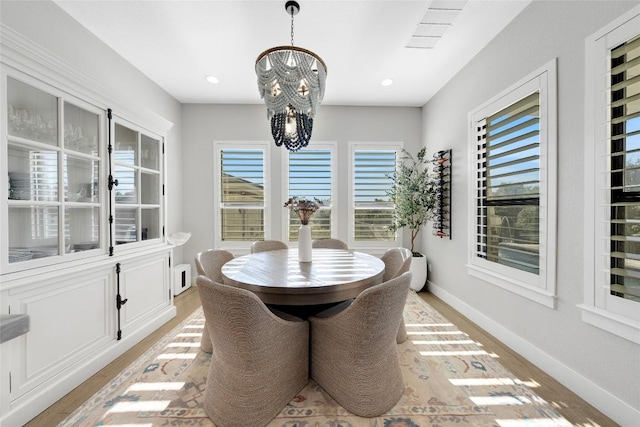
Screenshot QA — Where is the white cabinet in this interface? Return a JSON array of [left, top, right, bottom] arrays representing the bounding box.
[[3, 265, 115, 402], [0, 62, 175, 426], [117, 251, 171, 336]]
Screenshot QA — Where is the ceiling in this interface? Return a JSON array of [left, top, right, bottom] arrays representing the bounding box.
[[54, 0, 531, 107]]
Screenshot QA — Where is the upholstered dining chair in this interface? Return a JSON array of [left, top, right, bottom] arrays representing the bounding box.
[[197, 275, 309, 427], [381, 247, 412, 281], [251, 239, 288, 253], [380, 247, 413, 343], [194, 249, 234, 353], [309, 271, 412, 417], [311, 238, 349, 250]]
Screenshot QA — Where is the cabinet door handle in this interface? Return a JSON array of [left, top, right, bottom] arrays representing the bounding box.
[[117, 294, 128, 309], [108, 175, 119, 190]]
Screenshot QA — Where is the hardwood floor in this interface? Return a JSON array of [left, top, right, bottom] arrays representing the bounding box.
[[26, 287, 616, 426], [420, 292, 617, 427]]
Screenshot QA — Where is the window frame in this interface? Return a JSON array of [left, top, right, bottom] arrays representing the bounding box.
[[583, 5, 640, 344], [281, 141, 337, 243], [347, 141, 403, 250], [467, 58, 558, 308], [213, 141, 270, 251]]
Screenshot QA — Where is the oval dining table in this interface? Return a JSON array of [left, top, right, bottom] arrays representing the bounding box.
[[220, 248, 385, 306]]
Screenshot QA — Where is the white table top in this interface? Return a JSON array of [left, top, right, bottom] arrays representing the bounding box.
[[221, 248, 385, 305]]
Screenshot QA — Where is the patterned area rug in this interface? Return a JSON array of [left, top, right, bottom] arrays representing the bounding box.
[[60, 291, 572, 427]]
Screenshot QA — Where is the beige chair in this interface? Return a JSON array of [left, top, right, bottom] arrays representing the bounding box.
[[194, 249, 235, 353], [309, 272, 412, 417], [381, 247, 413, 343], [311, 238, 348, 250], [197, 275, 309, 427], [251, 239, 288, 253], [381, 247, 412, 281]]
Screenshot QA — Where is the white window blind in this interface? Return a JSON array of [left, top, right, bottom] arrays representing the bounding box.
[[219, 148, 265, 241], [288, 149, 332, 240], [353, 150, 396, 241], [475, 92, 541, 274], [609, 34, 640, 303]]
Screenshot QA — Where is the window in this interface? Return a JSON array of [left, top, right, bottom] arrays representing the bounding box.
[[285, 144, 335, 241], [468, 59, 557, 307], [584, 5, 640, 344], [610, 35, 640, 304], [213, 141, 412, 250], [349, 143, 400, 248], [477, 92, 541, 274], [214, 143, 268, 246]]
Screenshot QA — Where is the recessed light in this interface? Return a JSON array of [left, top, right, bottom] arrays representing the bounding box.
[[381, 78, 394, 87], [205, 75, 219, 84]]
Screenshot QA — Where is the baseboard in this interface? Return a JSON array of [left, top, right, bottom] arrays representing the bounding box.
[[1, 306, 176, 427], [427, 280, 639, 427]]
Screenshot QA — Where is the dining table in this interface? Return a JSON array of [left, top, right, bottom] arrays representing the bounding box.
[[220, 248, 385, 306]]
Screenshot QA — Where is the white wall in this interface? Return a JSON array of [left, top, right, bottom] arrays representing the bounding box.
[[421, 1, 640, 424], [181, 104, 422, 271], [0, 0, 185, 262]]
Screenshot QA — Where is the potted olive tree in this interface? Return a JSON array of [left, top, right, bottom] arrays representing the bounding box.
[[387, 147, 438, 291]]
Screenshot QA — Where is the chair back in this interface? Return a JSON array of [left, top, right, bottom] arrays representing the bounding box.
[[312, 238, 348, 250], [321, 271, 411, 342], [381, 247, 412, 281], [251, 239, 288, 253], [397, 247, 413, 277], [195, 249, 234, 282], [196, 275, 309, 426], [308, 271, 412, 416]]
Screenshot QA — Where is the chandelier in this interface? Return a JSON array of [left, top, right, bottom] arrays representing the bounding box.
[[255, 1, 327, 151]]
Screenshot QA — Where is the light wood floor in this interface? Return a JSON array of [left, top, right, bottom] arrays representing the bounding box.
[[26, 287, 616, 427]]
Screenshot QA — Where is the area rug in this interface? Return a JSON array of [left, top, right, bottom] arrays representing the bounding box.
[[60, 291, 572, 427]]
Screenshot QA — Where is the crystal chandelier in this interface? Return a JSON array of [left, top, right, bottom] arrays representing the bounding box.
[[255, 1, 327, 151]]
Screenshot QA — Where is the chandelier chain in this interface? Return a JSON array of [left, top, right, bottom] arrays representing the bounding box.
[[290, 11, 295, 46]]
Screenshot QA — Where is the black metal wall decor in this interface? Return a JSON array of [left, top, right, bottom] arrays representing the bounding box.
[[432, 149, 451, 239]]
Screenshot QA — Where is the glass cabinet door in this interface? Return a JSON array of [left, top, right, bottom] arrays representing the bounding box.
[[5, 75, 103, 267], [112, 121, 163, 247]]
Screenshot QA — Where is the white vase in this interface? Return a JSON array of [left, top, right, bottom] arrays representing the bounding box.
[[298, 224, 312, 262]]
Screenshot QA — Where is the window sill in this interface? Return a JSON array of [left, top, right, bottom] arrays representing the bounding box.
[[577, 303, 640, 345], [467, 264, 556, 308]]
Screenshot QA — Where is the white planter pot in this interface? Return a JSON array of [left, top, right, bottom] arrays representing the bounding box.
[[409, 255, 427, 291]]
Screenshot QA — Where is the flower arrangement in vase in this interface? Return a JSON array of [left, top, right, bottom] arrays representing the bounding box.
[[284, 197, 323, 262]]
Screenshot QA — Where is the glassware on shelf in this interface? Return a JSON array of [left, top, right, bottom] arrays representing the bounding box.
[[115, 207, 137, 245], [64, 102, 99, 156], [65, 155, 99, 203], [65, 207, 100, 253], [141, 134, 160, 171], [114, 124, 138, 166], [7, 78, 58, 146], [8, 144, 59, 202], [8, 206, 60, 262]]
